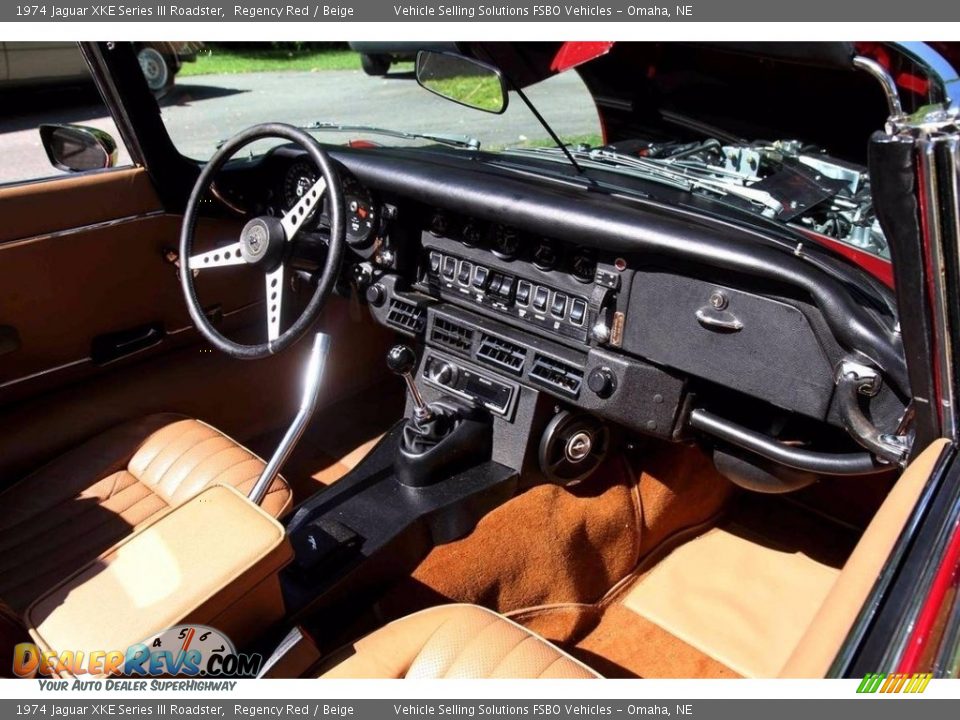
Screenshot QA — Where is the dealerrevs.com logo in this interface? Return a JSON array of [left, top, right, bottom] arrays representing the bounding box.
[[13, 625, 262, 679]]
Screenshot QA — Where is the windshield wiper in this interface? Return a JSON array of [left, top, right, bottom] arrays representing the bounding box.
[[215, 123, 481, 152], [504, 145, 784, 214], [303, 122, 481, 150]]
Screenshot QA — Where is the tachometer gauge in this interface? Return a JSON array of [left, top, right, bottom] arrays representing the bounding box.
[[571, 247, 597, 283], [344, 177, 377, 248], [533, 238, 560, 271], [492, 225, 521, 260], [283, 160, 320, 220]]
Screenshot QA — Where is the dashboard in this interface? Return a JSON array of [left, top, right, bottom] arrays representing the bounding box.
[[213, 143, 910, 482], [219, 148, 380, 249], [421, 211, 605, 345]]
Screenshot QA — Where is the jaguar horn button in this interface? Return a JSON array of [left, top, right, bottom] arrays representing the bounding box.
[[240, 216, 285, 270]]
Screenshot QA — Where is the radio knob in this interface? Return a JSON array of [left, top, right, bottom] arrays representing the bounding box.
[[587, 367, 617, 398], [430, 361, 458, 386]]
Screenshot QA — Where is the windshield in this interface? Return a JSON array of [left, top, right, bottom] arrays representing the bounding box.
[[148, 42, 892, 263], [154, 42, 602, 159]]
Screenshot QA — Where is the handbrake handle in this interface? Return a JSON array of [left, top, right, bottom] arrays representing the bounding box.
[[248, 332, 330, 505]]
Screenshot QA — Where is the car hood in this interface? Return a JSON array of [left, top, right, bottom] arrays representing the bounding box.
[[463, 41, 957, 163]]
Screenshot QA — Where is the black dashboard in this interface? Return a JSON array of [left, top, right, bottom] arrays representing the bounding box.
[[214, 143, 910, 482], [216, 146, 380, 249]]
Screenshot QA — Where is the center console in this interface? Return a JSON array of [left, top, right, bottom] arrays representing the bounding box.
[[280, 345, 517, 617], [26, 485, 293, 676], [279, 214, 691, 622]]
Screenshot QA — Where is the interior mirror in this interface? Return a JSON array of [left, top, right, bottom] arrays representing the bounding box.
[[39, 124, 118, 173], [416, 51, 508, 114]]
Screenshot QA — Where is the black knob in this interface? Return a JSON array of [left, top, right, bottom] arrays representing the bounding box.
[[365, 283, 385, 307], [387, 344, 418, 376], [587, 367, 617, 398]]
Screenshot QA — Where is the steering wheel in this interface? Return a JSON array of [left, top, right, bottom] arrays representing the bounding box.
[[179, 123, 345, 359]]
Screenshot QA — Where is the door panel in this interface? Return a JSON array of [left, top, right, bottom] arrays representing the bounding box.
[[0, 168, 263, 389], [0, 212, 261, 388], [0, 297, 394, 483], [0, 166, 395, 484], [0, 168, 157, 243]]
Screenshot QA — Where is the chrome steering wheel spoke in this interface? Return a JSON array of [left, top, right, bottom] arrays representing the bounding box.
[[281, 177, 326, 242], [179, 123, 344, 359], [270, 176, 324, 342], [188, 241, 246, 270], [266, 265, 284, 342]]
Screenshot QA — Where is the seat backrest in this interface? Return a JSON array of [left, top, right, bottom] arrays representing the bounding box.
[[779, 439, 950, 677]]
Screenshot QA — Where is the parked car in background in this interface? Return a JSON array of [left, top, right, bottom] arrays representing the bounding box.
[[348, 41, 455, 75], [0, 41, 201, 96]]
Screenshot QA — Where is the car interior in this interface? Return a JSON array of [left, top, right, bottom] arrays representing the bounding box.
[[0, 40, 956, 680]]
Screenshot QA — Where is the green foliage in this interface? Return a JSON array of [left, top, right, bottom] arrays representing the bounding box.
[[179, 44, 361, 76], [421, 74, 506, 113]]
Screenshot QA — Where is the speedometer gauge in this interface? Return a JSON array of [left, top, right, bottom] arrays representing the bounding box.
[[283, 160, 320, 217]]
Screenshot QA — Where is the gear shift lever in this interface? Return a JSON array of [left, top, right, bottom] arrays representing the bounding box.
[[387, 344, 433, 425], [386, 345, 492, 486]]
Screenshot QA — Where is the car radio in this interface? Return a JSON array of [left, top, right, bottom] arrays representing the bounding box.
[[421, 349, 518, 417]]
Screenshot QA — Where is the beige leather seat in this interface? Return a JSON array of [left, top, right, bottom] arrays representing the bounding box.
[[318, 604, 599, 679], [0, 413, 292, 615]]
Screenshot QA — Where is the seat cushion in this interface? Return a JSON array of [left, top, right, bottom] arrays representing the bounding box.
[[0, 414, 291, 613], [318, 604, 599, 679], [0, 598, 28, 678]]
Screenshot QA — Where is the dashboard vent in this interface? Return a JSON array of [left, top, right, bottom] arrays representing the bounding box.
[[530, 353, 583, 397], [477, 333, 526, 374], [387, 299, 425, 333], [431, 317, 474, 353]]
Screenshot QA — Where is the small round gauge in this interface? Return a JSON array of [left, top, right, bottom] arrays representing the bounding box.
[[429, 211, 451, 237], [344, 176, 377, 248], [283, 159, 320, 214], [533, 238, 561, 271], [570, 247, 597, 283], [491, 225, 521, 260], [462, 221, 484, 248]]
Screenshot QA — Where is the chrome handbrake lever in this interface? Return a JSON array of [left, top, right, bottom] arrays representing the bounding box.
[[248, 332, 330, 505]]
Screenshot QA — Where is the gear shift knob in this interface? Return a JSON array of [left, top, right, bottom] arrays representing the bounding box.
[[387, 344, 432, 424], [387, 344, 418, 376]]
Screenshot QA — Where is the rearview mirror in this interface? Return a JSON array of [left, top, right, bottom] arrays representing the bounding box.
[[416, 51, 508, 114], [39, 124, 118, 173]]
